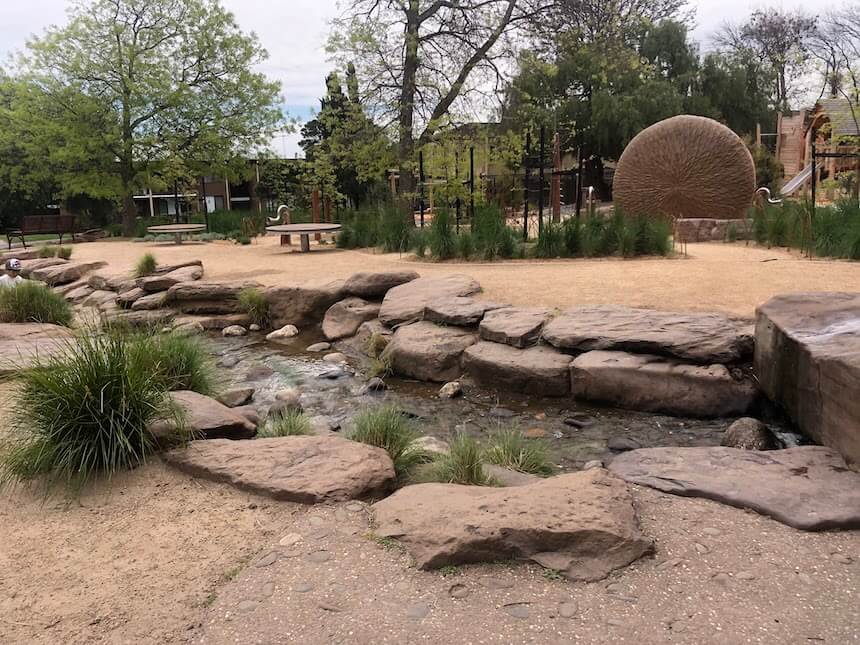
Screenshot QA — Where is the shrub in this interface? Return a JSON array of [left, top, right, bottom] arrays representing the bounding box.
[[483, 429, 554, 476], [0, 281, 73, 326], [134, 253, 157, 277], [0, 330, 182, 490], [348, 405, 425, 476], [472, 206, 517, 260], [234, 234, 252, 245], [56, 246, 73, 260], [378, 206, 413, 253], [412, 228, 429, 258], [424, 434, 492, 485], [534, 223, 565, 258], [428, 210, 456, 260], [127, 331, 217, 395], [37, 245, 57, 258], [238, 288, 270, 328], [365, 332, 389, 359], [457, 230, 474, 259], [367, 353, 393, 379], [258, 409, 313, 437], [562, 217, 581, 255]]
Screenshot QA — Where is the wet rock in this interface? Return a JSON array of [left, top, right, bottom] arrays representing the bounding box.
[[153, 390, 257, 440], [274, 388, 303, 410], [266, 280, 345, 328], [438, 381, 463, 399], [306, 342, 331, 353], [583, 460, 604, 470], [372, 469, 652, 580], [342, 270, 420, 298], [31, 261, 107, 286], [571, 350, 757, 418], [245, 365, 275, 381], [267, 324, 299, 341], [755, 292, 860, 464], [319, 367, 347, 380], [564, 413, 598, 429], [609, 446, 860, 530], [424, 297, 507, 327], [483, 464, 541, 487], [217, 388, 255, 408], [360, 378, 387, 395], [137, 265, 203, 292], [222, 325, 248, 337], [479, 307, 549, 348], [322, 297, 382, 340], [386, 321, 477, 382], [413, 436, 449, 457], [379, 275, 482, 326], [608, 437, 642, 452], [249, 324, 261, 332], [463, 342, 571, 396], [722, 418, 778, 450], [542, 305, 754, 363]]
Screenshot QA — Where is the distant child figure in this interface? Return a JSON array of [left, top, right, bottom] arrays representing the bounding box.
[[0, 258, 24, 288]]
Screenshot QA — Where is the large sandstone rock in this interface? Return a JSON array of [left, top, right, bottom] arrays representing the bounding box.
[[166, 281, 259, 315], [31, 261, 107, 286], [0, 322, 73, 374], [322, 297, 381, 340], [424, 297, 508, 327], [64, 284, 94, 303], [137, 265, 203, 293], [20, 257, 67, 278], [542, 306, 753, 363], [342, 271, 420, 298], [386, 321, 477, 382], [173, 313, 251, 331], [571, 350, 757, 417], [82, 289, 118, 308], [479, 307, 549, 348], [341, 319, 392, 356], [609, 446, 860, 531], [107, 310, 175, 328], [755, 293, 860, 465], [131, 292, 167, 311], [152, 390, 257, 440], [463, 341, 572, 396], [152, 259, 203, 275], [163, 436, 396, 503], [266, 280, 345, 328], [116, 287, 145, 308], [372, 469, 652, 581], [379, 275, 481, 326]]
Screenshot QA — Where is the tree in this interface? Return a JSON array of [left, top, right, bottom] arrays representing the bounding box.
[[12, 0, 282, 235], [329, 0, 551, 194]]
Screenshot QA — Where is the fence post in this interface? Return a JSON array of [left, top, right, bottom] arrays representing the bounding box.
[[523, 131, 531, 241], [575, 146, 585, 218], [469, 146, 475, 223], [455, 148, 461, 234], [538, 126, 545, 236], [419, 150, 425, 228]]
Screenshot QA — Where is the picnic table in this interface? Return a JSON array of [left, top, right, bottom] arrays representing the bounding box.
[[146, 224, 206, 244], [266, 223, 342, 252]]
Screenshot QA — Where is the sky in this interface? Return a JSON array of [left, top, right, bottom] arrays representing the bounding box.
[[0, 0, 809, 157]]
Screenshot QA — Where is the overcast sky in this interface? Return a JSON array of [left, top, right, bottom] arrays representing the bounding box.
[[0, 0, 808, 156]]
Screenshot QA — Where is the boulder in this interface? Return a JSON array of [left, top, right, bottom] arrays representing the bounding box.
[[108, 310, 175, 328], [20, 257, 67, 278], [342, 270, 420, 298], [30, 261, 107, 286], [345, 319, 392, 356], [413, 435, 449, 456], [306, 342, 331, 353], [609, 446, 860, 531], [266, 324, 299, 341], [131, 292, 166, 311], [323, 352, 347, 364], [152, 259, 203, 275], [372, 468, 652, 581], [55, 278, 89, 296], [82, 290, 118, 307], [463, 342, 572, 397], [483, 464, 542, 487], [163, 436, 396, 503], [151, 390, 257, 440], [424, 297, 508, 327], [173, 313, 251, 331], [0, 322, 73, 375], [755, 293, 860, 464], [217, 388, 255, 408], [222, 325, 248, 337], [64, 284, 94, 303], [722, 418, 778, 450], [542, 305, 754, 364], [86, 273, 111, 291], [386, 321, 477, 382], [106, 275, 137, 293], [116, 287, 145, 308], [137, 265, 204, 293], [479, 307, 549, 348], [322, 298, 381, 340], [379, 275, 482, 326], [266, 280, 345, 328], [438, 381, 463, 399], [571, 350, 757, 417], [166, 281, 259, 315]]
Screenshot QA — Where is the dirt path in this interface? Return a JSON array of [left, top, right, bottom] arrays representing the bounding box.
[[67, 237, 860, 318]]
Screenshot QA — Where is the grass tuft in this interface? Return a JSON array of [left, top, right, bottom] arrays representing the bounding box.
[[0, 280, 73, 326], [56, 247, 73, 260], [348, 405, 426, 476], [483, 429, 554, 476], [238, 288, 270, 328], [134, 253, 157, 277], [423, 434, 492, 485], [126, 331, 218, 395], [258, 409, 313, 437]]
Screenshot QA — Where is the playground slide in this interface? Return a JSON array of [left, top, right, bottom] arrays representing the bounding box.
[[780, 164, 814, 196]]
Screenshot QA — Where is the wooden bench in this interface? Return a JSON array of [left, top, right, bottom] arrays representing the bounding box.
[[6, 214, 77, 249]]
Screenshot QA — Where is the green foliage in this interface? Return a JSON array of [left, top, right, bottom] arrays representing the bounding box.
[[258, 409, 313, 438], [534, 223, 565, 258], [0, 329, 183, 491], [348, 405, 426, 476], [365, 332, 389, 359], [456, 230, 474, 259], [377, 206, 413, 253], [483, 429, 554, 476], [134, 253, 157, 277], [56, 246, 73, 260], [0, 281, 72, 326], [127, 330, 218, 395], [367, 353, 393, 380], [428, 210, 456, 260], [726, 223, 738, 243], [37, 245, 58, 258], [235, 234, 252, 245], [424, 434, 492, 486], [749, 143, 782, 193], [238, 288, 269, 327], [751, 200, 860, 259], [472, 206, 518, 260]]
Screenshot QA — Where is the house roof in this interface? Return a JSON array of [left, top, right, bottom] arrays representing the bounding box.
[[816, 98, 860, 137]]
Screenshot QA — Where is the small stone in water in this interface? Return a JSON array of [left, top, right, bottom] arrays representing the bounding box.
[[249, 324, 261, 332], [306, 342, 331, 353]]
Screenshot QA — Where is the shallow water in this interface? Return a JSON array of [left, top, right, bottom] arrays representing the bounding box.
[[207, 332, 800, 472]]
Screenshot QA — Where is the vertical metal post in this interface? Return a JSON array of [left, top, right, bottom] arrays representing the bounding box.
[[419, 150, 425, 228], [575, 147, 585, 218], [523, 131, 531, 241], [174, 180, 181, 223], [200, 175, 209, 232], [469, 146, 475, 223], [455, 149, 461, 233], [538, 126, 545, 236]]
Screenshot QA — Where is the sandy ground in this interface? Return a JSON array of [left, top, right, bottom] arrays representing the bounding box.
[[66, 236, 860, 319]]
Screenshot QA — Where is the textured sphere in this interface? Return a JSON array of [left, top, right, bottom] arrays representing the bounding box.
[[613, 115, 756, 220]]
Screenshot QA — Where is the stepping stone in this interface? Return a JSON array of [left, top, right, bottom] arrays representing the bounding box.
[[609, 446, 860, 530], [479, 307, 549, 348], [386, 321, 477, 383]]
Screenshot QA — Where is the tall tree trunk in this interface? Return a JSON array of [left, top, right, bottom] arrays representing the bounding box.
[[397, 1, 420, 198]]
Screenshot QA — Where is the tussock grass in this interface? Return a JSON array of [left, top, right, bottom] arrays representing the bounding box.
[[422, 434, 492, 485], [0, 280, 72, 326], [128, 331, 218, 395], [483, 429, 554, 476], [348, 405, 426, 476], [134, 253, 157, 277], [238, 288, 270, 328], [56, 247, 73, 260], [258, 409, 313, 437]]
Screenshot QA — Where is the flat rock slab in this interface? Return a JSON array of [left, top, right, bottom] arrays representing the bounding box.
[[479, 307, 549, 348], [137, 265, 203, 293], [379, 275, 481, 326], [153, 390, 257, 440], [463, 341, 572, 396], [166, 281, 260, 315], [266, 280, 345, 328], [20, 258, 67, 277], [342, 271, 419, 298], [386, 321, 477, 382], [424, 297, 508, 327], [163, 436, 396, 503], [30, 261, 107, 286], [131, 292, 166, 311], [372, 469, 652, 581], [571, 350, 757, 418], [0, 323, 73, 374], [609, 446, 860, 531], [542, 305, 754, 363], [755, 292, 860, 465], [322, 297, 381, 340]]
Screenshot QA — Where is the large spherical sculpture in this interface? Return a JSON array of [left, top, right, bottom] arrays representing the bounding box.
[[613, 115, 756, 220]]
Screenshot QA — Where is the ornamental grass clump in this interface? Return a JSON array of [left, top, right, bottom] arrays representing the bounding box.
[[483, 429, 554, 476], [0, 330, 183, 491], [134, 252, 157, 277], [424, 433, 492, 485], [258, 409, 313, 437], [127, 330, 218, 395], [0, 280, 73, 326], [348, 405, 426, 476], [238, 288, 270, 328], [56, 247, 73, 260]]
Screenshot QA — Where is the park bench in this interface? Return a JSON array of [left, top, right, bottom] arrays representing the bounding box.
[[5, 214, 77, 249]]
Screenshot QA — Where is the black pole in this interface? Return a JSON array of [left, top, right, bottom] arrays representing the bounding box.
[[469, 146, 475, 223], [455, 149, 461, 233], [174, 179, 181, 223], [523, 131, 531, 241], [200, 175, 209, 232], [575, 146, 585, 218], [538, 126, 545, 236], [419, 150, 425, 228], [810, 138, 817, 257]]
